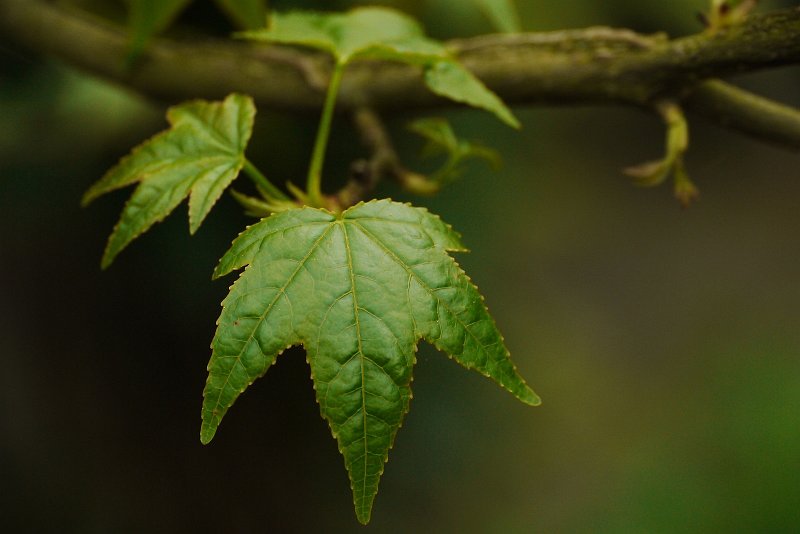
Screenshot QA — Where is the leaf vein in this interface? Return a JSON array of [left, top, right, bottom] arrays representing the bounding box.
[[340, 221, 370, 511], [349, 220, 497, 364], [206, 223, 335, 415]]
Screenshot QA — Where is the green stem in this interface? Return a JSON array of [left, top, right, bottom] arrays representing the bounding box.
[[243, 159, 289, 201], [686, 80, 800, 150], [307, 62, 345, 207], [659, 101, 688, 155]]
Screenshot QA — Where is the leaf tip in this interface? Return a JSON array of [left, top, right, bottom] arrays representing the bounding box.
[[100, 251, 115, 270], [355, 506, 372, 525], [188, 218, 201, 236], [623, 159, 670, 186], [100, 229, 127, 270], [211, 259, 231, 280], [523, 388, 542, 406], [504, 112, 522, 130], [200, 424, 217, 445], [80, 190, 96, 208]]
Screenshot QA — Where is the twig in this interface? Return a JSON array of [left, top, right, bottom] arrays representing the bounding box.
[[334, 108, 438, 208], [2, 0, 800, 149], [685, 80, 800, 151]]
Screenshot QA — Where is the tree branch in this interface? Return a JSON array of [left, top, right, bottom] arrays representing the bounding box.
[[2, 0, 800, 148], [685, 80, 800, 150]]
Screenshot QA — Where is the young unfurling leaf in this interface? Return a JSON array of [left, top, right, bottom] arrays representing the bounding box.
[[409, 117, 501, 184], [623, 101, 699, 207], [202, 199, 539, 524], [83, 94, 256, 268]]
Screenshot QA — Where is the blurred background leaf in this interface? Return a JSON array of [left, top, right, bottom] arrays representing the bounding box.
[[125, 0, 268, 61], [409, 117, 501, 185], [213, 0, 268, 29], [126, 0, 193, 61]]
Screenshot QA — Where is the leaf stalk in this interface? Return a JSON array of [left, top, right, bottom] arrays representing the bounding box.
[[243, 159, 289, 201], [306, 62, 345, 207]]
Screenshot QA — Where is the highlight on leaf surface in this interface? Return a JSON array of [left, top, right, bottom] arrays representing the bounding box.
[[239, 7, 519, 128], [83, 93, 256, 268], [201, 199, 539, 524]]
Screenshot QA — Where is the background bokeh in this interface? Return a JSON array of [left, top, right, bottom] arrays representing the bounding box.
[[1, 1, 799, 532]]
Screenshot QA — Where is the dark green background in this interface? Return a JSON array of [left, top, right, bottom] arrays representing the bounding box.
[[1, 1, 799, 531]]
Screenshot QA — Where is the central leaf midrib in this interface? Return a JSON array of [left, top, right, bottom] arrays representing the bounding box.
[[339, 221, 370, 514], [139, 153, 236, 179], [216, 218, 333, 278], [207, 222, 336, 416], [89, 154, 235, 203], [175, 111, 247, 154], [113, 156, 236, 200], [345, 215, 465, 252]]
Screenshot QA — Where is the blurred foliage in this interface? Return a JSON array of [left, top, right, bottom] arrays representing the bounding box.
[[1, 0, 799, 532], [473, 0, 521, 33], [126, 0, 193, 61], [408, 117, 501, 186]]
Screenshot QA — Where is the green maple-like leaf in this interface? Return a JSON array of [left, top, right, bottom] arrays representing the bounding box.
[[241, 7, 433, 63], [239, 7, 519, 128], [201, 199, 539, 524], [83, 93, 255, 268]]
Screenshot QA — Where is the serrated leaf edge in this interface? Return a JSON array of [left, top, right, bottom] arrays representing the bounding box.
[[202, 198, 539, 524], [348, 212, 538, 405]]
